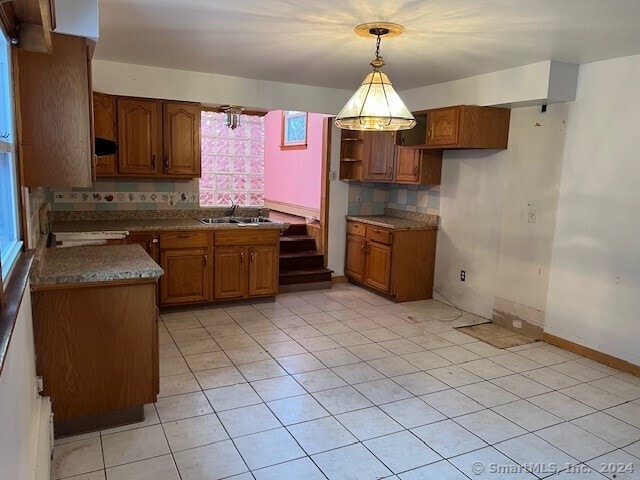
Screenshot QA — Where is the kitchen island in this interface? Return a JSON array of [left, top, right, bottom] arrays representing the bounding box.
[[31, 244, 163, 436]]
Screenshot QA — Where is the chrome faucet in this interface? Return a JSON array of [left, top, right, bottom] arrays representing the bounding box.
[[227, 200, 237, 217], [258, 208, 263, 219]]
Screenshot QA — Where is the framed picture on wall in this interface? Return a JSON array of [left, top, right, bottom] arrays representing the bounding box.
[[281, 110, 307, 149]]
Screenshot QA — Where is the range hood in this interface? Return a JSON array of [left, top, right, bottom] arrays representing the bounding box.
[[95, 137, 117, 157]]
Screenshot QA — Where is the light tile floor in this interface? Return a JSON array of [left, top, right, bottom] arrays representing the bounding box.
[[51, 284, 640, 480]]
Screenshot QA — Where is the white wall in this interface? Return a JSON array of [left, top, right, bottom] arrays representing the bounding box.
[[327, 123, 348, 276], [92, 60, 352, 114], [0, 281, 46, 480], [434, 105, 568, 321], [545, 54, 640, 365]]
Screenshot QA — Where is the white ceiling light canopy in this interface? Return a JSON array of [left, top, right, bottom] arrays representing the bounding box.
[[335, 22, 416, 132]]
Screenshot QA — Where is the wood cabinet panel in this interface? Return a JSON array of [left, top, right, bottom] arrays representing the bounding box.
[[395, 148, 443, 185], [345, 221, 436, 302], [214, 229, 279, 246], [248, 245, 278, 296], [365, 242, 392, 292], [214, 247, 246, 299], [363, 131, 396, 182], [125, 232, 159, 262], [159, 248, 211, 305], [160, 231, 208, 249], [163, 102, 201, 176], [93, 92, 117, 176], [427, 107, 460, 146], [345, 234, 367, 283], [426, 105, 510, 149], [32, 281, 158, 421], [17, 33, 92, 187], [117, 98, 162, 175]]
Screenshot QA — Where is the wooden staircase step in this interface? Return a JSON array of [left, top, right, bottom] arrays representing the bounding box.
[[282, 223, 307, 236], [279, 267, 333, 285], [279, 235, 317, 253], [279, 251, 325, 270]]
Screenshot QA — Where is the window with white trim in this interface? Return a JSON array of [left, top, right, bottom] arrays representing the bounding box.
[[0, 31, 21, 283]]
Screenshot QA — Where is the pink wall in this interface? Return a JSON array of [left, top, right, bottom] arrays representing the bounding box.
[[263, 110, 325, 211]]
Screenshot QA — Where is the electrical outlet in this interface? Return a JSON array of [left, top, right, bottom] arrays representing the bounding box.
[[329, 170, 338, 181], [357, 195, 362, 204], [460, 270, 466, 282], [528, 209, 537, 223]]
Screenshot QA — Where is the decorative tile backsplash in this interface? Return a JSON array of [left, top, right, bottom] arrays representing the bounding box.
[[50, 179, 200, 211], [347, 183, 440, 216], [52, 191, 198, 204]]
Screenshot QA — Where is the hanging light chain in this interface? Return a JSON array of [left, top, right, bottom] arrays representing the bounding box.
[[375, 34, 382, 61]]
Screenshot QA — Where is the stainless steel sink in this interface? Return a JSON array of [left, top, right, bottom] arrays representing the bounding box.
[[234, 217, 276, 224], [198, 217, 240, 224]]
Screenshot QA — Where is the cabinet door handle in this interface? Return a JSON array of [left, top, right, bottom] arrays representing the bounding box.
[[164, 155, 169, 171], [203, 253, 208, 266], [177, 234, 191, 238], [152, 154, 156, 169], [373, 229, 381, 233], [152, 238, 158, 243], [250, 252, 255, 262], [240, 252, 244, 264], [413, 165, 419, 176]]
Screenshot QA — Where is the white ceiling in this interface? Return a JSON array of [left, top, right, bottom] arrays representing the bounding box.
[[95, 0, 640, 91]]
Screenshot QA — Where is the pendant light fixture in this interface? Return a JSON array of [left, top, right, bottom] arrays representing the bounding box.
[[335, 23, 416, 131], [220, 105, 245, 130]]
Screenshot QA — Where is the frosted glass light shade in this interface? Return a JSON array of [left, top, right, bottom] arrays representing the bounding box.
[[335, 70, 416, 131]]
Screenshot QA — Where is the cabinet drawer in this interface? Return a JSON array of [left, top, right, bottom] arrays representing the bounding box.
[[346, 222, 366, 237], [366, 226, 393, 245], [160, 231, 209, 249], [215, 229, 279, 246]]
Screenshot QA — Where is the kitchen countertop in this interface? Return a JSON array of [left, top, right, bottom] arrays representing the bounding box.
[[31, 244, 164, 286], [51, 218, 288, 233], [345, 215, 438, 230]]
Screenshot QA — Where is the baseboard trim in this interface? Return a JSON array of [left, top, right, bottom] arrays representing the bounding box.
[[331, 276, 349, 284], [543, 332, 640, 377], [264, 199, 320, 221]]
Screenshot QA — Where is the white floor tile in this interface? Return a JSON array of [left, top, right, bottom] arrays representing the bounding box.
[[158, 372, 201, 398], [288, 416, 357, 454], [52, 437, 104, 479], [236, 358, 288, 381], [174, 440, 248, 480], [268, 393, 330, 425], [572, 412, 640, 448], [606, 402, 640, 429], [312, 385, 374, 414], [194, 365, 245, 390], [460, 359, 514, 380], [380, 397, 446, 428], [421, 389, 484, 418], [455, 409, 527, 444], [528, 391, 596, 421], [218, 403, 281, 438], [457, 381, 520, 407], [233, 428, 305, 470], [450, 446, 538, 479], [426, 365, 484, 388], [537, 423, 617, 462], [105, 454, 179, 480], [398, 460, 468, 479], [312, 443, 392, 480], [251, 375, 306, 401], [353, 378, 413, 405], [293, 368, 348, 392], [162, 413, 228, 452], [412, 419, 487, 458], [495, 433, 579, 476], [253, 457, 326, 480], [492, 399, 564, 431], [365, 430, 441, 473], [368, 356, 420, 377], [102, 424, 170, 468], [490, 373, 552, 398], [204, 383, 262, 411], [586, 449, 640, 480], [155, 391, 214, 422], [336, 406, 404, 440], [392, 371, 449, 396], [332, 362, 385, 384]]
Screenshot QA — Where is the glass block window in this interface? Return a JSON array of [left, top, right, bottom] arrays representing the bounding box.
[[199, 112, 265, 207]]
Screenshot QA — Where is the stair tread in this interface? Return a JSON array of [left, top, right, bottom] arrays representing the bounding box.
[[279, 235, 315, 242], [280, 251, 324, 259], [279, 267, 333, 276]]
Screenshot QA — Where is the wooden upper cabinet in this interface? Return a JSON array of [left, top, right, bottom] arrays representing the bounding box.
[[93, 93, 117, 176], [426, 105, 510, 149], [363, 131, 397, 182], [117, 98, 162, 176], [163, 102, 201, 177], [395, 148, 443, 185], [17, 33, 92, 187]]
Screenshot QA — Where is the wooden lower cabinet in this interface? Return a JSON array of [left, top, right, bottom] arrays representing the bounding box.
[[31, 280, 159, 426], [158, 231, 213, 306], [126, 231, 159, 262], [345, 221, 437, 302], [214, 230, 279, 300], [214, 246, 247, 299]]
